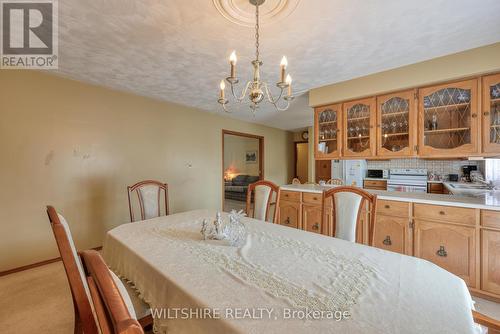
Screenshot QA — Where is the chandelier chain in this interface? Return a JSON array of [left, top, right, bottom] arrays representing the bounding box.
[[255, 3, 260, 61]]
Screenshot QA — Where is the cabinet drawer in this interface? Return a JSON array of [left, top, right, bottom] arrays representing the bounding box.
[[413, 203, 476, 225], [302, 205, 323, 234], [280, 190, 301, 202], [303, 192, 322, 205], [428, 183, 444, 194], [363, 180, 387, 190], [278, 200, 300, 229], [373, 215, 408, 254], [414, 220, 476, 287], [481, 210, 500, 229], [377, 200, 409, 218]]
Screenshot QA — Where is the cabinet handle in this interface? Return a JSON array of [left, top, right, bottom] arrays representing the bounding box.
[[377, 124, 381, 128], [312, 223, 320, 230], [484, 111, 490, 116], [383, 236, 392, 246], [285, 217, 290, 224], [471, 113, 477, 118], [439, 211, 445, 215], [384, 205, 390, 209], [313, 196, 318, 200], [436, 246, 447, 257]]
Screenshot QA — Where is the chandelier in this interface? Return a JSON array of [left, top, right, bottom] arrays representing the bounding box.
[[217, 0, 294, 113]]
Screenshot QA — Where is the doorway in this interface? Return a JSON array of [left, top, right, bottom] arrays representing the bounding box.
[[222, 130, 264, 212], [294, 141, 309, 183]]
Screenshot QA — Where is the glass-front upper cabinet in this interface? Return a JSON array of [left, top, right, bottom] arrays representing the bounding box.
[[343, 98, 376, 157], [314, 104, 342, 159], [418, 79, 479, 157], [376, 90, 417, 157], [482, 73, 500, 153]]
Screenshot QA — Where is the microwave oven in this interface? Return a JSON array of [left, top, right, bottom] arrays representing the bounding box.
[[367, 169, 389, 179]]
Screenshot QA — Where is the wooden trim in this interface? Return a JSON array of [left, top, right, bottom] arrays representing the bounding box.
[[222, 129, 265, 211], [473, 310, 500, 331], [0, 246, 103, 277]]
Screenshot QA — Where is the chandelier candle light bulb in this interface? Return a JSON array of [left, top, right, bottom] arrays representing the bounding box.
[[219, 80, 225, 99], [229, 51, 237, 78], [286, 74, 292, 96], [280, 56, 287, 83]]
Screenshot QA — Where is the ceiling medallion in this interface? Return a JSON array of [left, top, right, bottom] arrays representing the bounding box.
[[212, 0, 300, 27], [217, 0, 295, 113]]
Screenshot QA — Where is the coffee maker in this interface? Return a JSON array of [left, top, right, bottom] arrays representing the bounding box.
[[461, 165, 477, 182]]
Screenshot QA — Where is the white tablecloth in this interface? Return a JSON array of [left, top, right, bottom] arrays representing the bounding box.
[[102, 210, 479, 334]]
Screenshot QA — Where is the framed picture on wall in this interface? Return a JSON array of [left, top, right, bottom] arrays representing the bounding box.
[[245, 150, 258, 164]]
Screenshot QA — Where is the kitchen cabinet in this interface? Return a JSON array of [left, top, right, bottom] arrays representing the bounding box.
[[376, 90, 417, 157], [302, 205, 323, 234], [481, 229, 500, 295], [343, 97, 376, 158], [313, 73, 500, 159], [372, 215, 409, 255], [363, 179, 387, 190], [414, 220, 476, 287], [315, 160, 331, 183], [278, 200, 301, 229], [482, 73, 500, 153], [314, 104, 342, 159], [418, 79, 479, 157]]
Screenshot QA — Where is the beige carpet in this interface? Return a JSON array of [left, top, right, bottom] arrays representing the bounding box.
[[0, 262, 73, 334]]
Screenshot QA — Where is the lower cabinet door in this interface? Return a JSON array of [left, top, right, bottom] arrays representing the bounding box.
[[414, 220, 476, 287], [481, 230, 500, 295], [372, 215, 408, 255], [302, 205, 323, 234], [278, 200, 301, 229]]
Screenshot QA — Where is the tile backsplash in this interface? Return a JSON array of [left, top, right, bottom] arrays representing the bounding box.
[[366, 158, 484, 180]]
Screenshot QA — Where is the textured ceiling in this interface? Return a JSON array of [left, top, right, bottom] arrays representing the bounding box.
[[53, 0, 500, 130]]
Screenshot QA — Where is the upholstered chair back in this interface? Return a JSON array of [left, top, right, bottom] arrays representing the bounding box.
[[321, 187, 377, 245], [245, 180, 280, 223], [46, 206, 99, 334], [127, 180, 169, 222]]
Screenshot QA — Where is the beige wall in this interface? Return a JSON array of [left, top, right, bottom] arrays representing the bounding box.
[[223, 134, 260, 177], [0, 71, 293, 271], [310, 42, 500, 107]]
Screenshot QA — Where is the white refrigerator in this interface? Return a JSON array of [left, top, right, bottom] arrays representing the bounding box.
[[331, 160, 367, 187]]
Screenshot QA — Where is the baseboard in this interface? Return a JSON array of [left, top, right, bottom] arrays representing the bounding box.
[[0, 246, 103, 277]]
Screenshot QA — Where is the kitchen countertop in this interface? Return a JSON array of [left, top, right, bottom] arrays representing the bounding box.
[[363, 177, 388, 181], [280, 184, 500, 211]]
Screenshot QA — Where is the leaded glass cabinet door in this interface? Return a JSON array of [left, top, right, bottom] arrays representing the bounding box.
[[314, 104, 342, 159], [377, 90, 417, 157], [418, 79, 479, 157], [482, 74, 500, 154], [343, 98, 376, 157]]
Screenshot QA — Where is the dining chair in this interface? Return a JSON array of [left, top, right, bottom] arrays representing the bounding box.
[[47, 206, 152, 333], [47, 205, 99, 334], [326, 178, 343, 185], [291, 178, 301, 184], [81, 250, 144, 334], [321, 186, 377, 245], [127, 180, 169, 222], [245, 180, 280, 223]]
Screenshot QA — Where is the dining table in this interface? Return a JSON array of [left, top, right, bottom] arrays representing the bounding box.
[[102, 209, 480, 334]]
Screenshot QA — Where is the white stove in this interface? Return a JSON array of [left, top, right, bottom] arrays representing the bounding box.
[[388, 168, 428, 193]]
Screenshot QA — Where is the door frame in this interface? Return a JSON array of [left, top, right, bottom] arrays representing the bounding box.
[[221, 129, 264, 211], [293, 141, 308, 182]]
